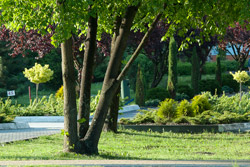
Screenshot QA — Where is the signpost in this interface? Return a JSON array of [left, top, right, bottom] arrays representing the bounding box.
[[7, 90, 15, 97]]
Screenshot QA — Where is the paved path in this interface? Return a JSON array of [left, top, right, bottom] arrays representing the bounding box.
[[0, 160, 250, 166], [0, 128, 60, 144]]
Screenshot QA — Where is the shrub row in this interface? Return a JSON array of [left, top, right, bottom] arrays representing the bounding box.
[[120, 92, 250, 125]]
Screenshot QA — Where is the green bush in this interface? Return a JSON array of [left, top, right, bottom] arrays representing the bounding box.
[[146, 87, 170, 101], [222, 73, 239, 92], [177, 62, 191, 75], [157, 98, 177, 120], [15, 95, 64, 116], [119, 109, 157, 125], [199, 79, 222, 95], [176, 99, 194, 117], [177, 84, 193, 98], [131, 109, 156, 124], [191, 94, 211, 115], [217, 111, 247, 124], [211, 93, 250, 115], [0, 98, 18, 123], [145, 99, 160, 107]]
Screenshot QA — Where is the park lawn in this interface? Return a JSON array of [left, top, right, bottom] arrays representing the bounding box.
[[0, 130, 250, 160]]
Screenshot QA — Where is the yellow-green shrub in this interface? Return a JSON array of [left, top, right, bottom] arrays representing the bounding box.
[[157, 98, 177, 120], [176, 99, 194, 117], [191, 94, 211, 115], [55, 85, 63, 99]]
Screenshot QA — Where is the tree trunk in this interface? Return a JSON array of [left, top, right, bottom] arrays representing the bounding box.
[[103, 86, 120, 133], [79, 8, 162, 155], [78, 15, 98, 139], [61, 37, 78, 152], [79, 5, 139, 154], [102, 16, 122, 133]]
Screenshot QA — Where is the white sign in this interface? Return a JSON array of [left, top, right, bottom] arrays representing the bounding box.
[[7, 90, 15, 97]]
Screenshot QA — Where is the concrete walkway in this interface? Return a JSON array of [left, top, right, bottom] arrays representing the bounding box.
[[0, 160, 250, 166]]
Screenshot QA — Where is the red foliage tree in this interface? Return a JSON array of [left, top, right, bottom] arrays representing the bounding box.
[[219, 22, 250, 70]]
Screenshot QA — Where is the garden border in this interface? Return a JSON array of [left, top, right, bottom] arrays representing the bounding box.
[[120, 122, 250, 133]]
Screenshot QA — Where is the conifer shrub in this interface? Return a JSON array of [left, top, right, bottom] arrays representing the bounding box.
[[55, 85, 64, 99], [173, 116, 192, 124], [157, 98, 178, 120], [167, 36, 178, 99], [176, 99, 194, 117], [191, 94, 211, 115], [0, 98, 17, 123]]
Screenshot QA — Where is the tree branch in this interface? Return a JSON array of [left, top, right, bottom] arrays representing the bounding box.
[[117, 12, 162, 82]]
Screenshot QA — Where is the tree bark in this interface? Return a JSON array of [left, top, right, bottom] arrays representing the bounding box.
[[102, 16, 122, 133], [103, 86, 120, 133], [78, 15, 98, 139], [61, 37, 78, 152]]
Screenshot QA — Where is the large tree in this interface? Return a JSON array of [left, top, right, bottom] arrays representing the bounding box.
[[1, 0, 247, 155]]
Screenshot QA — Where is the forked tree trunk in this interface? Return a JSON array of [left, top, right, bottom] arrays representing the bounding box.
[[61, 37, 78, 152], [79, 5, 140, 154], [79, 8, 163, 154], [78, 15, 98, 139]]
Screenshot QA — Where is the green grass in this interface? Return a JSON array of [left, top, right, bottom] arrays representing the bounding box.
[[0, 130, 250, 160]]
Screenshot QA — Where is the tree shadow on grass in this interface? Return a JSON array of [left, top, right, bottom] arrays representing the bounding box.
[[117, 130, 246, 141]]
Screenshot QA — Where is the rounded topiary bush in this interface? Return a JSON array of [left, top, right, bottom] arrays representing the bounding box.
[[146, 87, 170, 101]]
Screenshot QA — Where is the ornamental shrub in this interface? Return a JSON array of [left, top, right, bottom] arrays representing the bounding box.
[[55, 85, 64, 99], [23, 63, 53, 98], [157, 98, 178, 120], [146, 87, 170, 101], [191, 94, 211, 115], [0, 98, 18, 123], [176, 99, 194, 117]]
